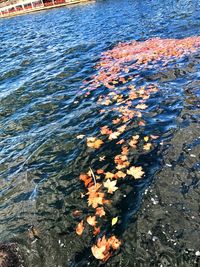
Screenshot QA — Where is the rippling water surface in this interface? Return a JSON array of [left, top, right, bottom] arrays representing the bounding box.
[[0, 0, 200, 266]]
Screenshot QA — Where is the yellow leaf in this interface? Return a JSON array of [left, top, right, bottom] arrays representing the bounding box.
[[111, 217, 118, 226], [144, 136, 149, 142]]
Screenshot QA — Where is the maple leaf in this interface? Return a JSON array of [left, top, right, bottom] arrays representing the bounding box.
[[76, 220, 84, 236], [87, 137, 104, 149], [121, 146, 129, 155], [108, 236, 121, 250], [80, 173, 93, 188], [138, 120, 146, 126], [95, 207, 106, 217], [99, 155, 105, 161], [101, 126, 112, 135], [108, 131, 121, 140], [97, 169, 105, 174], [91, 236, 110, 261], [112, 118, 121, 124], [91, 244, 107, 260], [135, 103, 148, 110], [127, 166, 144, 179], [143, 143, 152, 151], [115, 171, 126, 179], [105, 172, 115, 179], [103, 179, 118, 194], [93, 226, 100, 236], [116, 139, 125, 145], [86, 216, 97, 226]]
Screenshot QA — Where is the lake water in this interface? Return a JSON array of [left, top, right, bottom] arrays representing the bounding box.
[[0, 0, 200, 266]]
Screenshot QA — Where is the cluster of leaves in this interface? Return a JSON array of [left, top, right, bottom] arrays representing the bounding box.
[[88, 36, 200, 88], [74, 36, 200, 261]]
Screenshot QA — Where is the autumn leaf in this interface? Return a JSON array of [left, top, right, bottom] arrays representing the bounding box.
[[91, 235, 120, 261], [150, 134, 159, 139], [76, 134, 85, 139], [86, 216, 97, 226], [105, 172, 115, 179], [80, 173, 93, 188], [115, 171, 126, 179], [103, 179, 118, 194], [91, 244, 107, 260], [93, 226, 100, 236], [138, 120, 145, 126], [143, 143, 152, 151], [127, 166, 144, 179], [135, 103, 148, 110], [99, 155, 105, 161], [97, 169, 105, 175], [112, 118, 121, 124], [87, 137, 104, 149], [108, 236, 121, 250], [111, 216, 118, 226], [101, 126, 112, 135], [144, 136, 149, 142], [76, 220, 84, 236], [72, 210, 82, 217], [95, 207, 106, 217], [116, 139, 125, 145], [108, 131, 121, 140], [121, 146, 129, 155]]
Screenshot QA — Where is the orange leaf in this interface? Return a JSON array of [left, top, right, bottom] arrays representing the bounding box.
[[97, 169, 105, 174], [93, 226, 101, 236], [101, 126, 112, 135], [87, 137, 104, 149], [86, 216, 97, 226], [121, 146, 129, 155], [108, 236, 121, 250], [76, 220, 84, 235], [95, 207, 106, 217], [115, 171, 126, 179], [112, 118, 121, 124], [116, 139, 125, 145]]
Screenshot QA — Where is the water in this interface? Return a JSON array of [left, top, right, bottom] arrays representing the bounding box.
[[0, 0, 200, 266]]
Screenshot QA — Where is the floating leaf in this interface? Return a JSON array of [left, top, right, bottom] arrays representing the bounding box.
[[103, 179, 118, 194], [87, 216, 97, 226], [76, 220, 84, 236], [87, 137, 104, 149], [76, 134, 85, 139], [143, 143, 152, 151], [95, 207, 106, 217], [127, 166, 144, 179], [111, 216, 118, 226]]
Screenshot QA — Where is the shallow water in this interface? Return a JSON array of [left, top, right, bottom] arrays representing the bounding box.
[[0, 0, 200, 266]]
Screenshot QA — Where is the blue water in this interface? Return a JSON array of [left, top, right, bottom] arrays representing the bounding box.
[[0, 0, 200, 266]]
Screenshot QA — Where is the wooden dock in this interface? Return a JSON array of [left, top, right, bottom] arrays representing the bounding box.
[[0, 0, 94, 18]]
